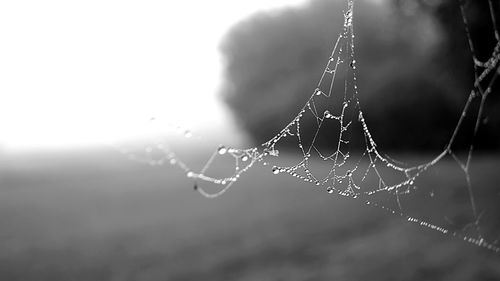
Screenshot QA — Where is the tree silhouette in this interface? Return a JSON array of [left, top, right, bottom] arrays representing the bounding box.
[[220, 0, 500, 151]]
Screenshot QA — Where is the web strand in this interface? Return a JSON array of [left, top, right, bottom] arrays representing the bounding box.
[[117, 0, 500, 252]]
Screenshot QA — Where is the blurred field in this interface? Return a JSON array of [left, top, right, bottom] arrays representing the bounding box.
[[0, 149, 499, 281]]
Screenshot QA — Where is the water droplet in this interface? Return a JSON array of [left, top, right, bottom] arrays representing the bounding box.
[[169, 158, 177, 165], [315, 88, 322, 95], [324, 110, 332, 118], [187, 171, 194, 178], [269, 149, 279, 156], [326, 187, 334, 194], [241, 155, 249, 162], [218, 145, 227, 155], [344, 10, 353, 27], [272, 166, 280, 174], [350, 59, 356, 69]]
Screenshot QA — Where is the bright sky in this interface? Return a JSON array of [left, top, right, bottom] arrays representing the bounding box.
[[0, 0, 307, 151]]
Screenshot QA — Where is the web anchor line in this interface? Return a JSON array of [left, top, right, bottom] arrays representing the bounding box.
[[117, 0, 500, 252]]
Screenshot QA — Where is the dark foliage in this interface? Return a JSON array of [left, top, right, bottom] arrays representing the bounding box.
[[220, 0, 500, 151]]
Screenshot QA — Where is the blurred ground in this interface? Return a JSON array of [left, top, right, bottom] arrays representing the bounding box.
[[0, 149, 499, 281]]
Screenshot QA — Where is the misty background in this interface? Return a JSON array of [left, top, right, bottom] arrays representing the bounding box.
[[221, 0, 500, 151], [1, 0, 500, 280]]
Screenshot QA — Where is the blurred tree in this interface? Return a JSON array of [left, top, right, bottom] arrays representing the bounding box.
[[220, 0, 500, 151], [389, 0, 500, 150]]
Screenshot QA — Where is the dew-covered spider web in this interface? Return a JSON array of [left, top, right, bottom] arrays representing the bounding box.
[[116, 0, 500, 252]]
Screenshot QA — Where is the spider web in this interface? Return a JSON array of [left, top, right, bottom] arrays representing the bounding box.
[[116, 0, 500, 252]]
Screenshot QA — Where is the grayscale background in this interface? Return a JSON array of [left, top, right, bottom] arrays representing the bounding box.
[[0, 0, 499, 280]]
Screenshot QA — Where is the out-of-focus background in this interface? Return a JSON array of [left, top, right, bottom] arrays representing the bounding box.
[[221, 0, 500, 150], [1, 0, 499, 280]]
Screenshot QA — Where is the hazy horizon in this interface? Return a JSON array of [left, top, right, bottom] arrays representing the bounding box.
[[0, 0, 310, 153]]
